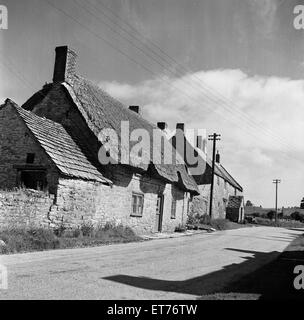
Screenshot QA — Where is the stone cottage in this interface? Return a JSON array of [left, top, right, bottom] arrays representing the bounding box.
[[169, 123, 243, 220], [0, 46, 199, 234]]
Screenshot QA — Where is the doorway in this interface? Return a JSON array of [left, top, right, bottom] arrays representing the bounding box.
[[155, 194, 164, 232]]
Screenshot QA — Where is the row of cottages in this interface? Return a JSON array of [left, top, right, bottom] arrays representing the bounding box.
[[0, 46, 199, 234], [167, 124, 244, 223]]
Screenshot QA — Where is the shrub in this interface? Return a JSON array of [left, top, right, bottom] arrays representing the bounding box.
[[267, 211, 276, 220], [187, 213, 201, 225], [290, 211, 304, 222], [175, 224, 187, 232], [209, 219, 231, 230], [0, 223, 141, 254], [252, 212, 260, 218], [199, 214, 211, 225], [53, 224, 66, 237], [0, 227, 60, 254], [80, 221, 94, 237], [254, 217, 304, 228]]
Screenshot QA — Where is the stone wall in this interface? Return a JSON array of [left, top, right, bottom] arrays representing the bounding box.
[[95, 166, 188, 234], [47, 166, 188, 234], [0, 173, 187, 234], [0, 189, 54, 228]]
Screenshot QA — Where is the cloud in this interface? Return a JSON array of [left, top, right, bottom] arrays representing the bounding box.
[[99, 68, 304, 207], [100, 69, 304, 153]]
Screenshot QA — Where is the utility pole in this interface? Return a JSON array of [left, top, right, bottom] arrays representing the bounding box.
[[272, 179, 281, 224], [208, 133, 221, 218]]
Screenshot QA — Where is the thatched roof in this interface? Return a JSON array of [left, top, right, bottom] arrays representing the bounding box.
[[216, 163, 243, 192], [61, 75, 199, 194], [6, 99, 111, 184]]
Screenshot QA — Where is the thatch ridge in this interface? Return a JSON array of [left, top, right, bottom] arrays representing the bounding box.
[[62, 74, 199, 194]]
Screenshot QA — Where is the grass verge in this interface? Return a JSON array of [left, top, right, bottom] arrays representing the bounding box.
[[187, 214, 252, 232], [254, 217, 304, 228], [0, 223, 142, 255]]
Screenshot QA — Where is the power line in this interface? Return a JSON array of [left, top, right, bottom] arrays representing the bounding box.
[[78, 0, 299, 155], [2, 1, 301, 163], [44, 0, 298, 157]]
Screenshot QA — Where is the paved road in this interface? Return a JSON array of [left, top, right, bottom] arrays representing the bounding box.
[[0, 226, 302, 299]]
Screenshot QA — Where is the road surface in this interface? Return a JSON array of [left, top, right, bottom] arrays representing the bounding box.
[[0, 226, 302, 299]]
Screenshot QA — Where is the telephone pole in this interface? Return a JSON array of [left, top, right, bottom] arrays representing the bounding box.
[[272, 179, 281, 223], [208, 133, 221, 218]]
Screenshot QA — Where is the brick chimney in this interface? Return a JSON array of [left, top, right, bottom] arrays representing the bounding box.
[[197, 135, 207, 154], [129, 106, 140, 114], [157, 122, 168, 131], [176, 123, 185, 132], [216, 150, 220, 164], [53, 46, 77, 84]]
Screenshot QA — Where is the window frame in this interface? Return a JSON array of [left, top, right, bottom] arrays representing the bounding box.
[[26, 153, 35, 164], [171, 199, 177, 219], [131, 192, 144, 217], [19, 169, 47, 191]]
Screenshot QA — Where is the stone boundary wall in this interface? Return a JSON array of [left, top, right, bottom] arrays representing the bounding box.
[[0, 189, 54, 228]]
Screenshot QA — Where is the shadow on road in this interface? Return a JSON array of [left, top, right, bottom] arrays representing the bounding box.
[[103, 246, 304, 299]]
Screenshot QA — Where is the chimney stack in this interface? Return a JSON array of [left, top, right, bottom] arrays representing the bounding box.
[[53, 46, 77, 84], [176, 123, 185, 132], [157, 122, 168, 131], [129, 106, 140, 114], [197, 135, 207, 154], [216, 150, 220, 164]]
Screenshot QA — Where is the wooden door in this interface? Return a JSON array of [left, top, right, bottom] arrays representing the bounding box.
[[155, 194, 164, 232]]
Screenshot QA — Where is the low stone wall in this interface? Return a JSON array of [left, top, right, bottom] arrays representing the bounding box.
[[0, 189, 54, 228], [0, 170, 189, 234]]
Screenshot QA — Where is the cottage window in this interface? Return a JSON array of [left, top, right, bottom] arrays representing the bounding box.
[[217, 176, 220, 185], [171, 199, 177, 219], [26, 153, 35, 164], [20, 170, 47, 191], [224, 181, 227, 189], [131, 193, 144, 217]]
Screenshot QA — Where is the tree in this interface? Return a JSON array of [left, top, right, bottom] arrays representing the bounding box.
[[267, 211, 275, 220], [291, 211, 301, 221], [300, 198, 304, 209], [245, 200, 253, 207]]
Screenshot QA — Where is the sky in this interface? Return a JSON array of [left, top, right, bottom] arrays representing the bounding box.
[[1, 0, 304, 207]]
